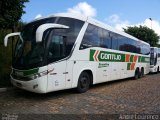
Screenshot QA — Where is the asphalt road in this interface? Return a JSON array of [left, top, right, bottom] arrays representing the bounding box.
[[0, 73, 160, 119]]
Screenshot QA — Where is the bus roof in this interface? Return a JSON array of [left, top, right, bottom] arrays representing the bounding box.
[[150, 47, 158, 49], [30, 13, 150, 46]]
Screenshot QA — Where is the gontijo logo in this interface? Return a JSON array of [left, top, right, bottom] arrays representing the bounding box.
[[100, 53, 121, 61], [90, 49, 125, 62], [92, 50, 121, 61]]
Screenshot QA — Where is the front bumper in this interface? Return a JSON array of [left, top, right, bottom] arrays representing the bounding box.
[[11, 75, 47, 93], [149, 67, 157, 73]]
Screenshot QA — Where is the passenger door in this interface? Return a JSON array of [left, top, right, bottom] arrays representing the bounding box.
[[47, 61, 67, 92], [47, 35, 67, 92]]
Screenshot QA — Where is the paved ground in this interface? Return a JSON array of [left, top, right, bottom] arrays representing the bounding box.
[[0, 73, 160, 119]]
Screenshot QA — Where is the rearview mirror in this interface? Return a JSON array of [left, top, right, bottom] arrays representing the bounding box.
[[4, 32, 21, 47], [36, 23, 69, 42]]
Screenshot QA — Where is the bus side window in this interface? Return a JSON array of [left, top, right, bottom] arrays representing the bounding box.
[[100, 29, 111, 49], [158, 49, 160, 57], [141, 44, 150, 55], [124, 38, 137, 53], [80, 24, 100, 49], [48, 34, 66, 63], [111, 33, 118, 50], [117, 35, 128, 52]]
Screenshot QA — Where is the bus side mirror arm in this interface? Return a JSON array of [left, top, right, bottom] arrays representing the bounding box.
[[4, 32, 22, 47], [36, 23, 69, 42]]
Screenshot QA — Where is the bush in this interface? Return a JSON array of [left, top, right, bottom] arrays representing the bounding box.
[[0, 29, 13, 87]]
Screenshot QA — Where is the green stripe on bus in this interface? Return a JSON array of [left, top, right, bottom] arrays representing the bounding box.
[[90, 49, 150, 63], [130, 55, 134, 62], [127, 63, 131, 70], [98, 51, 125, 62], [90, 49, 96, 61], [140, 56, 150, 63], [138, 56, 142, 62], [90, 49, 125, 62], [14, 68, 39, 76]]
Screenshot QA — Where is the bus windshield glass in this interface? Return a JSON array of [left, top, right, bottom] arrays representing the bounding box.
[[150, 48, 157, 66], [13, 17, 84, 69]]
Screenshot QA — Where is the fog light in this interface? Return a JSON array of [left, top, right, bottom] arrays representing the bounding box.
[[33, 84, 38, 89]]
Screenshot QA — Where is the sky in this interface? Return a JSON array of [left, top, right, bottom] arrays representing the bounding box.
[[22, 0, 160, 38]]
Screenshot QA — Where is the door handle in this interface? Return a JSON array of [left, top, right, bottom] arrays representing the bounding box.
[[50, 73, 57, 75], [48, 68, 54, 73], [63, 72, 68, 74]]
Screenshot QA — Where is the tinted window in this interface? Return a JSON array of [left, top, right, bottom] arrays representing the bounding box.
[[21, 18, 56, 44], [116, 35, 138, 53], [111, 33, 118, 50], [57, 17, 84, 54], [140, 44, 150, 55], [128, 39, 139, 53], [115, 34, 149, 55], [47, 18, 84, 63], [80, 23, 150, 55], [100, 29, 111, 49], [48, 33, 67, 62], [158, 48, 160, 57], [80, 24, 100, 49], [118, 35, 129, 52], [136, 41, 141, 54]]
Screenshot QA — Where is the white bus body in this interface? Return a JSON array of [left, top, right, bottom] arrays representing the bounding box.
[[4, 13, 150, 93], [150, 47, 160, 73]]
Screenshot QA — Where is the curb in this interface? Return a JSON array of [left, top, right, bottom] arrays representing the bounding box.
[[0, 87, 13, 93], [0, 88, 7, 92]]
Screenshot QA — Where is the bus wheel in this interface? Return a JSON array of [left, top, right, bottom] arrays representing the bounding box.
[[77, 72, 90, 93], [141, 68, 144, 77], [134, 68, 139, 80], [157, 67, 159, 73]]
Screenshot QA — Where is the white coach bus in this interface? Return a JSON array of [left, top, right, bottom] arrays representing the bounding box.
[[150, 47, 160, 73], [4, 13, 150, 93]]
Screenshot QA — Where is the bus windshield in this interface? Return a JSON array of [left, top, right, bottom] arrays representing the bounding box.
[[13, 24, 47, 69], [150, 48, 157, 66], [13, 17, 84, 69]]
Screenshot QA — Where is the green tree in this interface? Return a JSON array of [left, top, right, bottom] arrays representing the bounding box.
[[0, 0, 28, 87], [0, 0, 29, 29], [123, 25, 159, 47]]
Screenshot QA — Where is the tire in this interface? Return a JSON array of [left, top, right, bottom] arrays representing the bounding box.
[[157, 67, 159, 73], [134, 69, 139, 80], [77, 72, 90, 93], [141, 68, 144, 77]]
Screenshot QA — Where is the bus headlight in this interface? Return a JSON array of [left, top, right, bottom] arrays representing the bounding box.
[[12, 69, 53, 81], [31, 70, 48, 79]]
